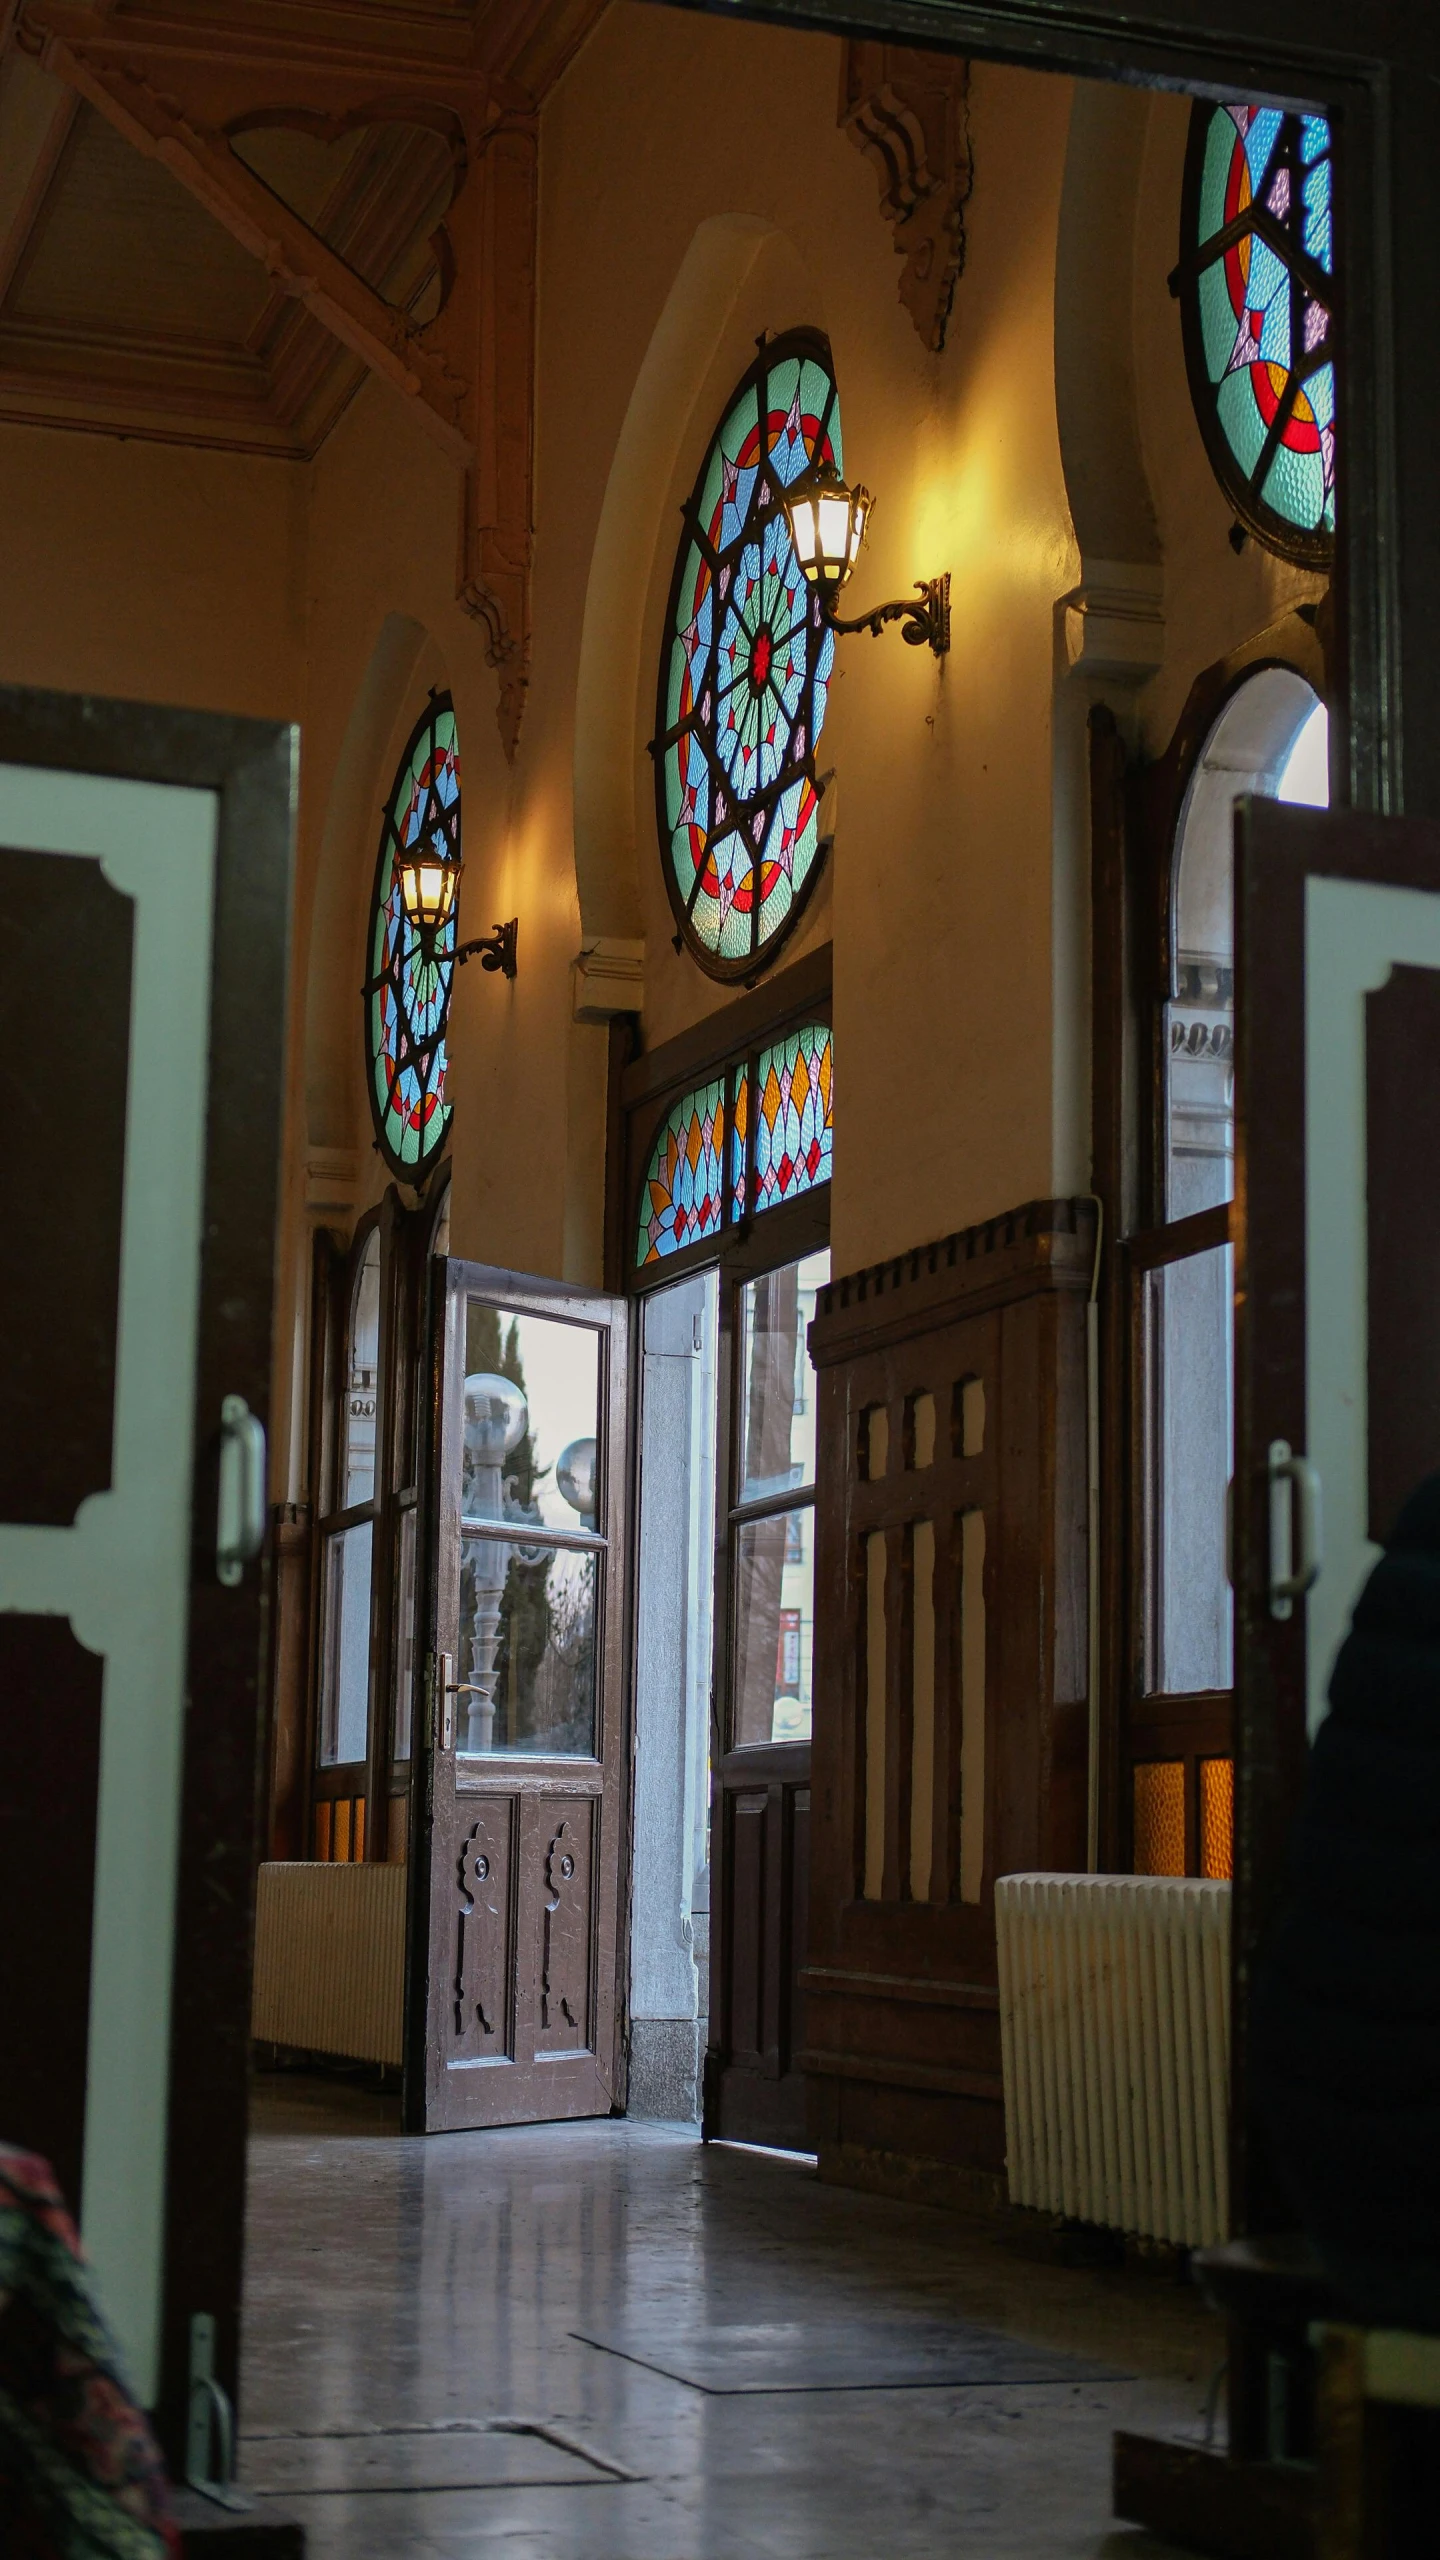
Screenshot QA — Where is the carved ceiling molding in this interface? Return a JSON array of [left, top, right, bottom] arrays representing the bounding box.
[[838, 41, 972, 356], [8, 0, 596, 756]]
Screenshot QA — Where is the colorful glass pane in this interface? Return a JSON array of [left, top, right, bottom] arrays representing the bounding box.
[[1179, 103, 1335, 562], [636, 1078, 727, 1265], [656, 332, 840, 980], [1199, 1757, 1235, 1880], [364, 696, 457, 1177], [754, 1022, 834, 1211], [1132, 1761, 1186, 1877]]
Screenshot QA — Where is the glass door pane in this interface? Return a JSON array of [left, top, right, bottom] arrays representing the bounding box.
[[392, 1501, 417, 1762], [1145, 1242, 1234, 1693], [319, 1520, 372, 1765], [729, 1247, 828, 1746], [733, 1509, 814, 1744], [457, 1299, 604, 1757]]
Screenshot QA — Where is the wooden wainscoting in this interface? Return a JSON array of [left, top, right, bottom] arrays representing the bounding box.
[[805, 1198, 1093, 2198]]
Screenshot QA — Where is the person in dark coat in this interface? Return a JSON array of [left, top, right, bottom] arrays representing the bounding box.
[[1253, 1471, 1440, 2334]]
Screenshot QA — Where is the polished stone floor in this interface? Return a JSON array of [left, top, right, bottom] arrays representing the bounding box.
[[241, 2072, 1215, 2558]]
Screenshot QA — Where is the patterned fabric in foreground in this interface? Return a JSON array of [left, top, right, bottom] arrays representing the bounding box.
[[0, 2148, 177, 2559]]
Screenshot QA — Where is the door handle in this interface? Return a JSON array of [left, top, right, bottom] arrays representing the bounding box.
[[216, 1395, 267, 1588], [438, 1651, 455, 1753], [1267, 1437, 1322, 1621]]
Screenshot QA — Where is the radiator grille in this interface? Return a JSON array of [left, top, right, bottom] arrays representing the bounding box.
[[251, 1860, 407, 2068], [995, 1872, 1230, 2247]]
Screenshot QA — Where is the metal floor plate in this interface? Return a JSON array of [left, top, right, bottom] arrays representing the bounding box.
[[240, 2419, 636, 2495], [571, 2316, 1128, 2394]]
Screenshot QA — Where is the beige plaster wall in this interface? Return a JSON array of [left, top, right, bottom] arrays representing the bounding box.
[[543, 11, 1082, 1276], [0, 422, 306, 714]]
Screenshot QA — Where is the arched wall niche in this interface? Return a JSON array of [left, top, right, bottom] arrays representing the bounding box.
[[1171, 656, 1323, 968], [572, 211, 831, 1031], [304, 610, 453, 1201]]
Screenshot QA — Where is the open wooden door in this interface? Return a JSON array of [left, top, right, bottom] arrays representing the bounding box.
[[1230, 795, 1440, 2425], [0, 684, 292, 2461], [412, 1260, 630, 2130], [706, 1231, 828, 2149]]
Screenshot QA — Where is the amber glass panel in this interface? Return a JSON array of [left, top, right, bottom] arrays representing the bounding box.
[[1133, 1760, 1186, 1876], [313, 1799, 333, 1861], [333, 1797, 353, 1862], [352, 1798, 366, 1863], [1200, 1756, 1235, 1879]]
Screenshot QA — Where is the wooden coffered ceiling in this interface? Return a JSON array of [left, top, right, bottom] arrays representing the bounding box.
[[0, 0, 611, 746]]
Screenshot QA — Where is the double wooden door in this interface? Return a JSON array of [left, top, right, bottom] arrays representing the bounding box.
[[411, 1261, 629, 2129]]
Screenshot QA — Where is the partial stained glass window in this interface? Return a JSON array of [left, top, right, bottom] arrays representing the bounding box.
[[365, 694, 458, 1177], [635, 1023, 834, 1270], [636, 1077, 727, 1266], [1177, 103, 1334, 564], [754, 1022, 833, 1212], [656, 331, 840, 981]]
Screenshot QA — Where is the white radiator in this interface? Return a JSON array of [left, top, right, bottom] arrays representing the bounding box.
[[251, 1861, 407, 2068], [995, 1872, 1231, 2248]]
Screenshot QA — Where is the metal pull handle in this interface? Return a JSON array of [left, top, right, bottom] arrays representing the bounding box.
[[216, 1394, 267, 1588], [1268, 1438, 1323, 1620]]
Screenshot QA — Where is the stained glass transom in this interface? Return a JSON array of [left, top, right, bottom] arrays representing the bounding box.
[[364, 695, 457, 1177], [636, 1022, 835, 1268], [656, 332, 840, 980], [1178, 103, 1334, 563], [636, 1078, 727, 1266], [754, 1023, 833, 1212]]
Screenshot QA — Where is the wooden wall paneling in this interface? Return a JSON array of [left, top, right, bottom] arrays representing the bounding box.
[[805, 1200, 1092, 2193]]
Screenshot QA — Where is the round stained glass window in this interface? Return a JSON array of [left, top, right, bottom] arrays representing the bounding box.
[[655, 330, 840, 981], [364, 693, 458, 1179], [1178, 102, 1335, 565]]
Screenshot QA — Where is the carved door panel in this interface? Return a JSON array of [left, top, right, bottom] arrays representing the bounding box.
[[415, 1263, 628, 2130], [1232, 801, 1440, 2268]]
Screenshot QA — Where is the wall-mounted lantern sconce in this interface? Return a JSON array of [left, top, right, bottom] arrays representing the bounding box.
[[396, 843, 518, 977], [783, 460, 950, 657]]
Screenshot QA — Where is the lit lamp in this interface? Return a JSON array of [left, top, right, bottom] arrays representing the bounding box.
[[397, 836, 518, 977], [782, 461, 950, 657]]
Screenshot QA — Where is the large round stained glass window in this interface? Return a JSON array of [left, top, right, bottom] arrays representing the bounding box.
[[655, 330, 840, 981], [1178, 103, 1335, 565], [364, 693, 458, 1179]]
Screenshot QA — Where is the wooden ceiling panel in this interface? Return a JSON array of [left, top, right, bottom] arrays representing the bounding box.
[[8, 103, 270, 338], [0, 0, 612, 685]]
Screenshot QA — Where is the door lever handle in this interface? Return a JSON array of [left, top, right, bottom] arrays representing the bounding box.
[[216, 1394, 267, 1588], [1267, 1437, 1322, 1621]]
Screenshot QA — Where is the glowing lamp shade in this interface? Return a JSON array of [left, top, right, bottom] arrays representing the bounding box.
[[398, 843, 460, 937], [785, 463, 871, 592]]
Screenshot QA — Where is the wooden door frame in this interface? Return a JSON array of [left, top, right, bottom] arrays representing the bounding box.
[[1088, 618, 1328, 1871], [304, 1179, 441, 1864], [706, 1190, 832, 2140], [0, 682, 294, 2460], [619, 960, 835, 2138]]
